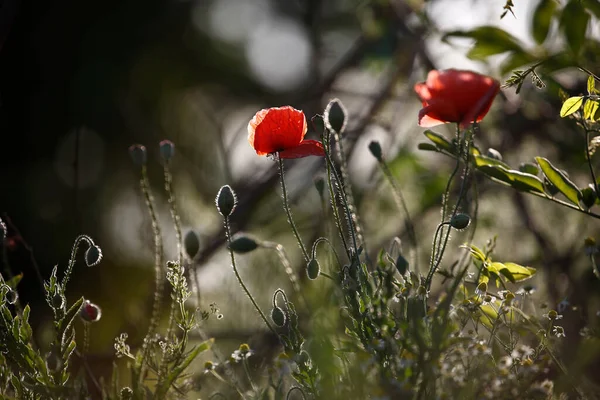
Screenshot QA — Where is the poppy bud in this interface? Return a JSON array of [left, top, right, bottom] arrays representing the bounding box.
[[271, 306, 286, 327], [368, 141, 383, 161], [486, 148, 503, 161], [519, 162, 539, 176], [80, 300, 102, 322], [228, 234, 259, 253], [120, 387, 134, 400], [159, 140, 175, 161], [395, 254, 409, 276], [324, 98, 347, 134], [216, 185, 237, 218], [314, 176, 325, 197], [85, 245, 103, 267], [306, 258, 320, 280], [581, 185, 597, 209], [450, 213, 471, 230], [184, 230, 201, 260], [5, 288, 18, 305], [128, 144, 147, 166]]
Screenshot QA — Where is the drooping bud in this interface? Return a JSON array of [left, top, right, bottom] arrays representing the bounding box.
[[120, 387, 134, 400], [324, 98, 348, 134], [271, 306, 286, 327], [5, 288, 18, 305], [159, 140, 175, 161], [85, 245, 103, 267], [128, 144, 147, 166], [184, 230, 201, 260], [450, 213, 471, 230], [80, 300, 102, 322], [306, 258, 320, 280], [368, 141, 383, 161], [228, 234, 259, 253], [581, 185, 597, 209], [216, 185, 237, 218]]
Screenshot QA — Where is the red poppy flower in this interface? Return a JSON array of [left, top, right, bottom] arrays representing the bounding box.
[[248, 106, 325, 159], [414, 69, 500, 128]]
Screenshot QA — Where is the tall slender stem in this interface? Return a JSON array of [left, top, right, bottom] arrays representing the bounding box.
[[584, 121, 599, 197], [277, 156, 310, 262], [225, 217, 277, 337]]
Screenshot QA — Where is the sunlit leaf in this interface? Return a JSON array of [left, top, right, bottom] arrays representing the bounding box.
[[496, 262, 536, 283], [461, 244, 487, 263], [532, 0, 557, 45], [473, 154, 511, 169], [417, 143, 439, 152], [536, 157, 582, 206], [423, 130, 455, 154], [588, 75, 597, 94], [560, 96, 584, 117], [583, 99, 600, 121], [477, 164, 545, 194]]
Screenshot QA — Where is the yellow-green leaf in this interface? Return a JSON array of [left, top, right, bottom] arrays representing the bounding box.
[[583, 99, 600, 121], [560, 96, 584, 117], [423, 130, 455, 154], [536, 157, 582, 206], [462, 244, 487, 263], [588, 75, 596, 95], [473, 154, 511, 169], [477, 164, 545, 194], [497, 262, 536, 283]]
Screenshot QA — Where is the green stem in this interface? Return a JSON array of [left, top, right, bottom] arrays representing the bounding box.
[[583, 121, 600, 197], [277, 156, 310, 262], [138, 166, 165, 384], [225, 217, 277, 337], [378, 159, 418, 270], [62, 235, 94, 289]]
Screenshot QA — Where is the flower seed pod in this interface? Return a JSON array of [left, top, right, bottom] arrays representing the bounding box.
[[324, 98, 348, 134], [216, 185, 237, 218], [85, 245, 103, 267], [52, 293, 66, 310], [80, 300, 102, 322], [128, 144, 147, 166], [184, 230, 201, 260], [581, 185, 597, 209], [120, 387, 134, 400], [271, 306, 286, 327], [450, 213, 471, 230], [228, 234, 259, 253], [306, 258, 320, 280], [159, 139, 175, 161], [368, 141, 383, 161]]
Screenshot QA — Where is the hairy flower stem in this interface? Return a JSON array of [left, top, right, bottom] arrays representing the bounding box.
[[377, 158, 418, 270], [163, 162, 183, 341], [277, 156, 310, 262], [426, 125, 473, 290], [584, 121, 600, 197], [262, 241, 309, 309], [138, 166, 165, 382], [224, 217, 277, 337], [323, 135, 350, 258], [62, 235, 94, 289], [332, 129, 367, 252]]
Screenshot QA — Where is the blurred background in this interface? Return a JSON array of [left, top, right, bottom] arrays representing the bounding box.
[[2, 0, 600, 396]]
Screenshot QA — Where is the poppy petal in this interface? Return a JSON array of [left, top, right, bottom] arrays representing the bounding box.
[[278, 140, 324, 159], [418, 102, 460, 127], [414, 82, 432, 102], [248, 106, 306, 156]]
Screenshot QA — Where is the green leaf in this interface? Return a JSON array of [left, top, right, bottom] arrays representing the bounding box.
[[536, 157, 582, 206], [496, 262, 536, 283], [583, 99, 600, 121], [155, 338, 214, 398], [560, 96, 584, 117], [500, 51, 538, 76], [461, 244, 487, 263], [477, 164, 545, 194], [532, 0, 558, 44], [423, 130, 455, 154], [417, 143, 439, 152], [585, 0, 600, 19], [473, 154, 511, 169], [588, 75, 596, 94], [5, 273, 23, 290], [444, 26, 524, 60], [560, 0, 590, 55]]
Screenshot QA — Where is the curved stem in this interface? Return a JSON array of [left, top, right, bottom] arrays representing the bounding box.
[[225, 217, 277, 337], [277, 156, 310, 262], [62, 235, 94, 289], [311, 237, 343, 267], [261, 242, 308, 309]]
